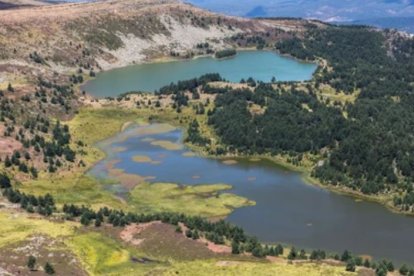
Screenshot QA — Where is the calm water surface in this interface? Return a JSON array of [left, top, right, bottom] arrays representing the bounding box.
[[82, 51, 317, 97], [90, 124, 414, 265]]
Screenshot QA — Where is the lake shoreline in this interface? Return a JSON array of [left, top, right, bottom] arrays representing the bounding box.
[[184, 143, 413, 218], [87, 120, 414, 264], [81, 47, 319, 96]]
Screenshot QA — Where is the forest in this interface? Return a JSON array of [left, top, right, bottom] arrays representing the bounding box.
[[206, 25, 414, 211]]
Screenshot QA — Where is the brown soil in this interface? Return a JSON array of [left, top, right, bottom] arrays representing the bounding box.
[[120, 221, 160, 246], [0, 125, 23, 157], [122, 222, 216, 260], [0, 235, 87, 276]]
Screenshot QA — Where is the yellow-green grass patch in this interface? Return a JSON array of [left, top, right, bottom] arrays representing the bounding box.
[[222, 159, 238, 165], [0, 210, 75, 248], [162, 259, 357, 276], [66, 232, 160, 275], [68, 108, 142, 146], [128, 183, 255, 217], [19, 174, 126, 210]]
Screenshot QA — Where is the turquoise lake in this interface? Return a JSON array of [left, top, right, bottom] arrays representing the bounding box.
[[82, 51, 317, 97]]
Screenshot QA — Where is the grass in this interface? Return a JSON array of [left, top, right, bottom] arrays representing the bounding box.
[[317, 85, 359, 106], [19, 173, 126, 210], [68, 108, 142, 146], [128, 182, 255, 217], [66, 232, 159, 275], [0, 210, 75, 248], [161, 259, 357, 276]]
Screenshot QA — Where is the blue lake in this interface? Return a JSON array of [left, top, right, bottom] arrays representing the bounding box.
[[82, 51, 317, 97], [90, 124, 414, 265]]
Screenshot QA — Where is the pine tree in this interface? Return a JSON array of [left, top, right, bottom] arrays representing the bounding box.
[[231, 241, 240, 254], [399, 264, 409, 275], [346, 259, 356, 272], [44, 262, 55, 275], [288, 247, 297, 260], [4, 155, 12, 167], [27, 255, 36, 271], [7, 83, 14, 92]]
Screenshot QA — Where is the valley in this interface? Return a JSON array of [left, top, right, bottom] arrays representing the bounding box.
[[0, 0, 413, 275]]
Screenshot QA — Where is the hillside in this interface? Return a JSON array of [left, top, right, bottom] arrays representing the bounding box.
[[0, 0, 287, 72], [0, 0, 411, 275]]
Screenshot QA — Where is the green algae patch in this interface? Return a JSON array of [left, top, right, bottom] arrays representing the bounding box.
[[150, 140, 183, 151], [132, 155, 153, 163], [222, 159, 238, 165], [128, 183, 255, 218], [113, 146, 127, 153], [141, 137, 155, 142], [132, 155, 162, 165]]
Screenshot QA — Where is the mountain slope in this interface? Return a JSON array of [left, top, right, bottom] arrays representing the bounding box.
[[0, 0, 276, 71]]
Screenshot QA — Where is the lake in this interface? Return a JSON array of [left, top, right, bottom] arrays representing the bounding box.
[[90, 124, 414, 265], [82, 51, 317, 97]]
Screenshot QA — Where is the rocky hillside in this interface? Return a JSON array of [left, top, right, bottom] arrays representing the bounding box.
[[0, 0, 300, 73]]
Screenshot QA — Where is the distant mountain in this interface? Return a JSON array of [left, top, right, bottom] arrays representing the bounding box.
[[245, 6, 267, 18], [187, 0, 414, 33], [350, 16, 414, 34]]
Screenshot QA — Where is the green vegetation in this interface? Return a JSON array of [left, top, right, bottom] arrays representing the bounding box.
[[27, 255, 36, 271], [0, 209, 75, 248], [162, 259, 356, 276], [2, 13, 414, 275], [66, 232, 155, 275], [44, 262, 55, 275], [209, 84, 344, 154], [274, 27, 414, 198], [20, 174, 125, 210], [18, 108, 141, 209], [215, 49, 237, 59], [128, 182, 255, 217], [68, 108, 141, 148]]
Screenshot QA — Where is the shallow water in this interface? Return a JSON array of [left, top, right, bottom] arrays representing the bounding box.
[[90, 124, 414, 265], [82, 51, 317, 97]]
